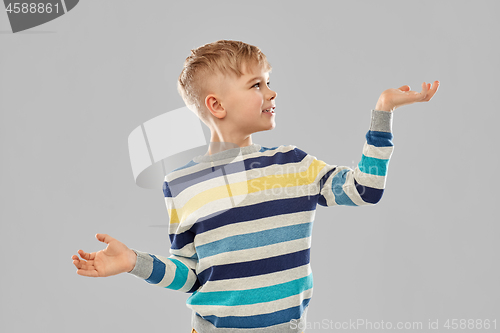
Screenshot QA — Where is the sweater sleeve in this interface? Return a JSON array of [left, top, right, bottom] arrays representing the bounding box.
[[127, 249, 200, 293], [315, 109, 394, 206], [127, 180, 200, 293]]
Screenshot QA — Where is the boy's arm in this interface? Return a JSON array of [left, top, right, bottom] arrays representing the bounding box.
[[128, 250, 200, 293], [315, 109, 394, 206], [313, 80, 440, 206]]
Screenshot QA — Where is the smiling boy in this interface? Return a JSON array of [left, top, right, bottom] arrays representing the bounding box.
[[183, 43, 277, 154], [72, 40, 439, 332]]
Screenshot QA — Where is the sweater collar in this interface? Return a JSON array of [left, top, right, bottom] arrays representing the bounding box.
[[193, 143, 261, 163]]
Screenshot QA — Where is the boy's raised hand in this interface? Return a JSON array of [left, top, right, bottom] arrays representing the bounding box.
[[375, 81, 440, 112], [72, 233, 137, 277]]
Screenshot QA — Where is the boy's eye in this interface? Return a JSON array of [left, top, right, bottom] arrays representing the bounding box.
[[253, 82, 271, 88]]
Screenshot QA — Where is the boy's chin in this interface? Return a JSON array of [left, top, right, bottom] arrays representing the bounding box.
[[258, 124, 276, 132], [250, 121, 276, 134]]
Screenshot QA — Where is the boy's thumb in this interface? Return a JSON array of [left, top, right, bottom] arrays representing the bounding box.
[[95, 233, 112, 244]]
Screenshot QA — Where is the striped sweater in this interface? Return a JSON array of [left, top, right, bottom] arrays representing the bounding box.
[[129, 110, 394, 332]]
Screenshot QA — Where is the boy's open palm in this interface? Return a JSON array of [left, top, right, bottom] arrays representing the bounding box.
[[376, 81, 440, 112], [72, 233, 136, 277]]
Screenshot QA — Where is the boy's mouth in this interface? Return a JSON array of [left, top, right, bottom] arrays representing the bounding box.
[[262, 107, 275, 114]]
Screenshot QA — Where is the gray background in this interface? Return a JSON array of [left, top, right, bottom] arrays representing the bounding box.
[[1, 0, 499, 332]]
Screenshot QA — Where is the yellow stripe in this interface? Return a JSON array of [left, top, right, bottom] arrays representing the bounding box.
[[169, 159, 326, 224]]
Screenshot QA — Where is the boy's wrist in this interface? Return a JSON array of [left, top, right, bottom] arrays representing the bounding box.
[[127, 249, 154, 279], [375, 98, 394, 112], [374, 104, 394, 112], [127, 249, 137, 273]]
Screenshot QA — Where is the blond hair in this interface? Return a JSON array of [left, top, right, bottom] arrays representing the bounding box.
[[177, 40, 272, 124]]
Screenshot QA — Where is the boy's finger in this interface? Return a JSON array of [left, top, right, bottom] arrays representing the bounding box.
[[74, 259, 95, 271], [422, 81, 439, 101], [76, 269, 98, 277], [78, 249, 93, 260], [73, 257, 91, 267], [73, 259, 83, 269], [420, 82, 429, 99]]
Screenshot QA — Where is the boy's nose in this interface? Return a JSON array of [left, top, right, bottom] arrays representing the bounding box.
[[269, 90, 277, 100]]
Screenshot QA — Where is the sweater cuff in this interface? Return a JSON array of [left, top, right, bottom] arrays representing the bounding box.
[[128, 249, 153, 279], [370, 110, 393, 133]]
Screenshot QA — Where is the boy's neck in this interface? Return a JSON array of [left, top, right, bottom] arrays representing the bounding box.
[[205, 137, 253, 156]]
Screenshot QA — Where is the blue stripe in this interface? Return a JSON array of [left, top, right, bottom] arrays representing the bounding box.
[[171, 159, 199, 172], [366, 130, 393, 147], [331, 169, 357, 206], [187, 278, 201, 293], [197, 222, 312, 259], [145, 254, 165, 284], [171, 196, 316, 249], [170, 230, 196, 251], [259, 146, 279, 152], [187, 273, 313, 306], [162, 181, 171, 197], [354, 178, 384, 204], [187, 270, 201, 294], [293, 147, 308, 161], [166, 258, 189, 290], [358, 154, 389, 176], [198, 249, 310, 284], [199, 298, 311, 328]]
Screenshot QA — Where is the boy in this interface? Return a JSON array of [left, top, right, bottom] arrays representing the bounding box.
[[72, 40, 439, 332]]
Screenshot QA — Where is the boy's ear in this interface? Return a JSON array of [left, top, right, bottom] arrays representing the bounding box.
[[205, 95, 226, 119]]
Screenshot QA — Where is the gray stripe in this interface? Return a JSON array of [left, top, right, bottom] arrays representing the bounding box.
[[370, 109, 393, 133], [128, 249, 153, 279]]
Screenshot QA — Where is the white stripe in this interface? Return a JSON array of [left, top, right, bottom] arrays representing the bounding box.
[[170, 242, 196, 258], [362, 142, 394, 160], [197, 237, 311, 272], [170, 254, 197, 269]]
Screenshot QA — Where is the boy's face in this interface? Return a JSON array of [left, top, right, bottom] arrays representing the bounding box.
[[212, 62, 277, 136]]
